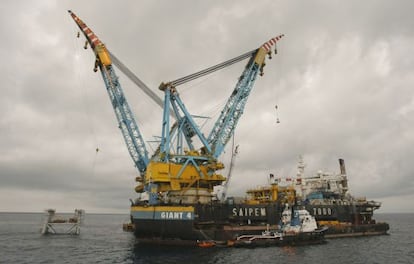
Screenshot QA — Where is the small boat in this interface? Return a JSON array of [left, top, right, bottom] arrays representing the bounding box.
[[196, 240, 216, 248], [233, 206, 328, 247], [122, 222, 135, 232], [234, 229, 283, 247]]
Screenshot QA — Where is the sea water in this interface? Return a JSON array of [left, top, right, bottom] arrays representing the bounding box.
[[0, 213, 412, 264]]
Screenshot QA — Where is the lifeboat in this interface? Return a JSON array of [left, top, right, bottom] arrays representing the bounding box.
[[196, 240, 216, 248]]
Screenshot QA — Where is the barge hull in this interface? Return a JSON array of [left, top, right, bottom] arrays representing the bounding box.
[[131, 203, 389, 243]]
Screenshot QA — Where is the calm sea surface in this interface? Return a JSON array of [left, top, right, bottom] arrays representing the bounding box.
[[0, 212, 412, 264]]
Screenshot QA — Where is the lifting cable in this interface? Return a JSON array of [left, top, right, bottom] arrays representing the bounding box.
[[109, 50, 177, 120], [73, 29, 100, 173], [273, 43, 282, 124], [108, 51, 164, 109], [108, 47, 257, 122], [170, 49, 257, 87]]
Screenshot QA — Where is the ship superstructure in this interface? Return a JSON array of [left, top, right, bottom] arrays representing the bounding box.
[[268, 157, 388, 237]]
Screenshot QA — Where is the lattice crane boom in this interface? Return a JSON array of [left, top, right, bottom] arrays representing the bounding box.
[[207, 35, 284, 158], [68, 10, 149, 176], [158, 35, 284, 160], [208, 35, 283, 158]]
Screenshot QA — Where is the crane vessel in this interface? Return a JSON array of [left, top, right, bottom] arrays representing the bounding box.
[[68, 11, 388, 245]]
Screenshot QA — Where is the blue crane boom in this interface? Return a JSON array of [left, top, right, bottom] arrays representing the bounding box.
[[208, 35, 284, 158], [146, 35, 284, 205], [207, 54, 260, 158], [68, 10, 149, 176], [161, 35, 284, 159]]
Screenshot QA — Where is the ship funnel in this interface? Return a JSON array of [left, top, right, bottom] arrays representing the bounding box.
[[339, 158, 346, 175], [339, 158, 348, 194]]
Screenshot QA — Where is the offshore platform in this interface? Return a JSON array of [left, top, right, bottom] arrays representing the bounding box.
[[41, 209, 85, 235]]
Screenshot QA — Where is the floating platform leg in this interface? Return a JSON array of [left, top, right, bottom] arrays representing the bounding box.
[[41, 209, 85, 235]]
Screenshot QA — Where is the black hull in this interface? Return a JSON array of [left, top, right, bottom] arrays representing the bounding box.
[[131, 202, 389, 244], [133, 217, 279, 242], [324, 222, 390, 238], [134, 219, 196, 240]]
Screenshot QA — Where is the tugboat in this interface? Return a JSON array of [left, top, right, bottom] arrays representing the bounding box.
[[278, 205, 328, 245], [233, 206, 327, 247]]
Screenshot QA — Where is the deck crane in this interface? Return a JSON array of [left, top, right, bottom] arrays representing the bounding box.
[[152, 35, 283, 204], [157, 35, 283, 159], [68, 10, 284, 206]]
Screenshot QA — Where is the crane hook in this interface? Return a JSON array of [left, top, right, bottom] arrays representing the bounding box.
[[275, 105, 280, 124], [93, 60, 99, 72], [260, 63, 266, 76]]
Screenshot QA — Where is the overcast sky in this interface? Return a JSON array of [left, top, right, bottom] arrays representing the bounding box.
[[1, 0, 413, 214]]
